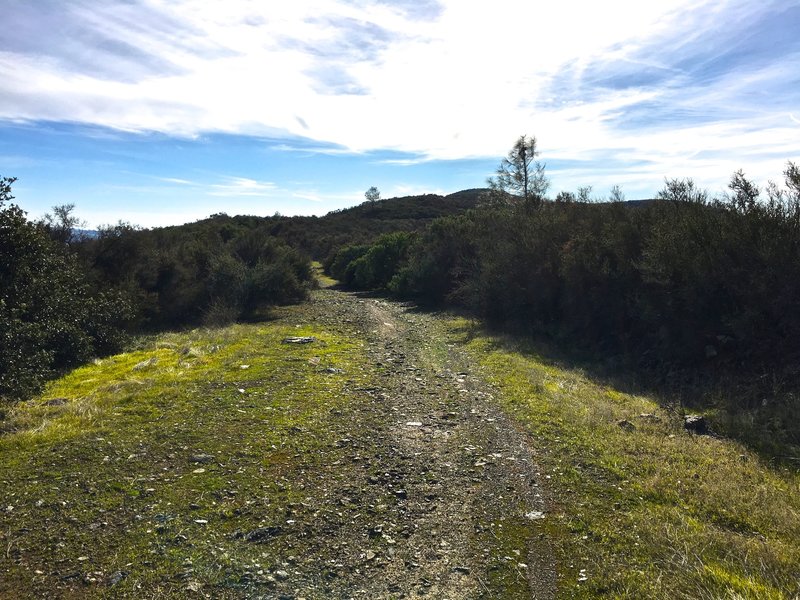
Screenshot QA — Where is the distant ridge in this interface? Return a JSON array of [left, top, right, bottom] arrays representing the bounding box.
[[322, 188, 486, 220]]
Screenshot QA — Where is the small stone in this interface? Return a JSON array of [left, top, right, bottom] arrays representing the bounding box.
[[525, 511, 545, 520], [107, 571, 128, 586], [275, 570, 290, 580], [616, 419, 635, 432], [44, 398, 68, 406], [405, 421, 423, 427], [684, 415, 709, 435], [192, 468, 206, 474], [281, 337, 316, 344], [189, 454, 215, 464], [77, 556, 89, 562], [365, 550, 376, 561], [194, 519, 208, 524], [369, 525, 383, 537], [240, 364, 250, 369]]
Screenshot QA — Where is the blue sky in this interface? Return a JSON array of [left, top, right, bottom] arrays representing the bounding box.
[[1, 0, 798, 227]]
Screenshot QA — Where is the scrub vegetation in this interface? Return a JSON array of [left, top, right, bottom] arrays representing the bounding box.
[[328, 154, 800, 460], [2, 139, 800, 598]]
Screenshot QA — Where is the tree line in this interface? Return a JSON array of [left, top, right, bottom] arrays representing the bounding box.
[[0, 179, 482, 405], [4, 134, 800, 448], [0, 180, 312, 403], [326, 138, 800, 448]]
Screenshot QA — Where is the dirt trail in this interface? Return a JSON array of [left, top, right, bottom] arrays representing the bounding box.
[[281, 288, 555, 599]]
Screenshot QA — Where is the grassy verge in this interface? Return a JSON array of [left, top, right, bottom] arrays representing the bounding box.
[[450, 320, 800, 599], [311, 260, 337, 288], [0, 320, 371, 598]]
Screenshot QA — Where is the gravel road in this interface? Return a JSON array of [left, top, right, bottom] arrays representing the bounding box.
[[269, 288, 555, 599]]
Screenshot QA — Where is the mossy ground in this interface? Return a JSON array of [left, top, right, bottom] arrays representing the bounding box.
[[0, 319, 372, 597], [450, 320, 800, 599]]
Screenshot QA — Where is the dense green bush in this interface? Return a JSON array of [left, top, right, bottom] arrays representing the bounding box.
[[1, 178, 131, 401], [347, 232, 415, 290], [388, 215, 477, 304], [328, 232, 416, 291], [327, 244, 370, 286], [335, 163, 800, 382], [78, 216, 313, 330]]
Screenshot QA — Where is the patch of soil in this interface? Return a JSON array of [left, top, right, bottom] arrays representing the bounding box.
[[250, 289, 555, 598]]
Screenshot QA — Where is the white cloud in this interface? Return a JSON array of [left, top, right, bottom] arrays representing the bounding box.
[[208, 177, 276, 197], [1, 0, 797, 192], [292, 191, 324, 202], [158, 177, 195, 185]]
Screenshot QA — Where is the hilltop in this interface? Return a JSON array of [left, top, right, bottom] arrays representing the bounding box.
[[191, 188, 486, 260]]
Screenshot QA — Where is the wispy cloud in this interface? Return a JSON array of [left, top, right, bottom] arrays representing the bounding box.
[[158, 177, 195, 185], [208, 177, 276, 197], [268, 141, 359, 156], [377, 157, 434, 166], [292, 191, 324, 202], [1, 0, 798, 200]]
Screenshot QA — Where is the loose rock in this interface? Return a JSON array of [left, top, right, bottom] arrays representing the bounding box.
[[189, 454, 215, 464], [282, 336, 316, 344], [240, 526, 284, 542], [684, 415, 709, 435], [617, 419, 635, 432]]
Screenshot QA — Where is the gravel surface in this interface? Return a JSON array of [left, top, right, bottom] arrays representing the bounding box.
[[266, 288, 556, 599]]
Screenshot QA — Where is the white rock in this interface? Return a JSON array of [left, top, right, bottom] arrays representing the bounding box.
[[525, 511, 546, 520]]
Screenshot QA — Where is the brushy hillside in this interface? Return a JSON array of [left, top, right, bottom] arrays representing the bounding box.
[[1, 290, 798, 598], [247, 188, 485, 261], [327, 164, 800, 460], [1, 178, 480, 405]]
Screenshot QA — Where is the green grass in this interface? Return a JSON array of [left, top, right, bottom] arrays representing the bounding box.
[[0, 321, 372, 598], [311, 260, 337, 288], [449, 320, 800, 599], [4, 303, 799, 598]]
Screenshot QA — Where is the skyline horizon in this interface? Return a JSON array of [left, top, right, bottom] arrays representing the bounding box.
[[2, 0, 798, 227]]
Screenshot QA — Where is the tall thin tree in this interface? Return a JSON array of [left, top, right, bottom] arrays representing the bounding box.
[[488, 135, 549, 208]]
